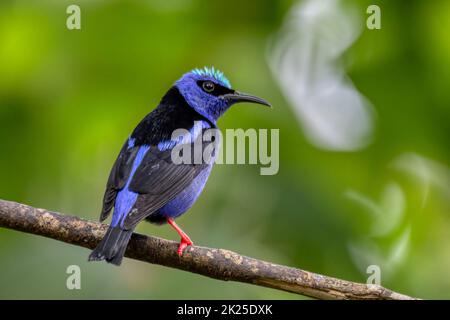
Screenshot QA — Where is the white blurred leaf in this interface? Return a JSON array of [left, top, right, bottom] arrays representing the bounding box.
[[392, 153, 450, 205], [348, 226, 411, 280], [345, 189, 382, 216], [371, 182, 405, 237], [268, 0, 375, 151], [345, 182, 405, 237], [386, 227, 411, 268]]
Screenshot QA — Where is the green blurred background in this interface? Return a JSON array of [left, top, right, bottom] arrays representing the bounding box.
[[0, 0, 449, 299]]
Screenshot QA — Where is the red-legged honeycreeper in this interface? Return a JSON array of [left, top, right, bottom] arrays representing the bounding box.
[[88, 67, 271, 265]]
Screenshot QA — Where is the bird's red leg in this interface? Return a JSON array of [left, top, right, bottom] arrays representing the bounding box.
[[167, 218, 193, 256]]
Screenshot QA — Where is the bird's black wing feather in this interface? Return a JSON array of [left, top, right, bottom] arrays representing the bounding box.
[[122, 142, 209, 229], [100, 143, 139, 221]]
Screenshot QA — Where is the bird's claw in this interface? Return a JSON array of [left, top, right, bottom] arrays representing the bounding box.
[[177, 237, 193, 256], [167, 218, 193, 256]]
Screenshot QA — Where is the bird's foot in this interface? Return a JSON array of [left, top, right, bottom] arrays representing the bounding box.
[[177, 235, 193, 256], [167, 218, 194, 256]]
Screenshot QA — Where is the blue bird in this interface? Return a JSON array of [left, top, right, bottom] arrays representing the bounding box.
[[88, 67, 271, 265]]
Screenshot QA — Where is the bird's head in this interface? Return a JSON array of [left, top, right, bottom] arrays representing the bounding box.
[[175, 67, 271, 123]]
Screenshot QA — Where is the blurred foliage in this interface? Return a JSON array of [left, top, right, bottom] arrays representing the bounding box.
[[0, 0, 449, 299]]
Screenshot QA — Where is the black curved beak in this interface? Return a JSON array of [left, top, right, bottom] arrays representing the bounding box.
[[222, 91, 272, 108]]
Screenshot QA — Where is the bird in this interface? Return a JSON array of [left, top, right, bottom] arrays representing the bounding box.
[[88, 67, 271, 265]]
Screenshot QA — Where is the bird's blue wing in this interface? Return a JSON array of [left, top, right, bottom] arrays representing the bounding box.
[[100, 141, 139, 222]]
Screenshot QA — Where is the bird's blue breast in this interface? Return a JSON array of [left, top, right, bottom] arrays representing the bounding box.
[[157, 163, 213, 219]]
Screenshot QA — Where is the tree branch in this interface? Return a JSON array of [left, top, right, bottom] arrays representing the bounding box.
[[0, 199, 416, 300]]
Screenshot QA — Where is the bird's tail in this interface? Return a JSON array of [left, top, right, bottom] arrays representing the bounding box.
[[88, 226, 133, 266]]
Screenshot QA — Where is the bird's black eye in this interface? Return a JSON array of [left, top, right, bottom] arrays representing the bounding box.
[[202, 81, 215, 93]]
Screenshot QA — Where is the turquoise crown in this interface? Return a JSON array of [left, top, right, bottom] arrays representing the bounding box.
[[191, 66, 231, 89]]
